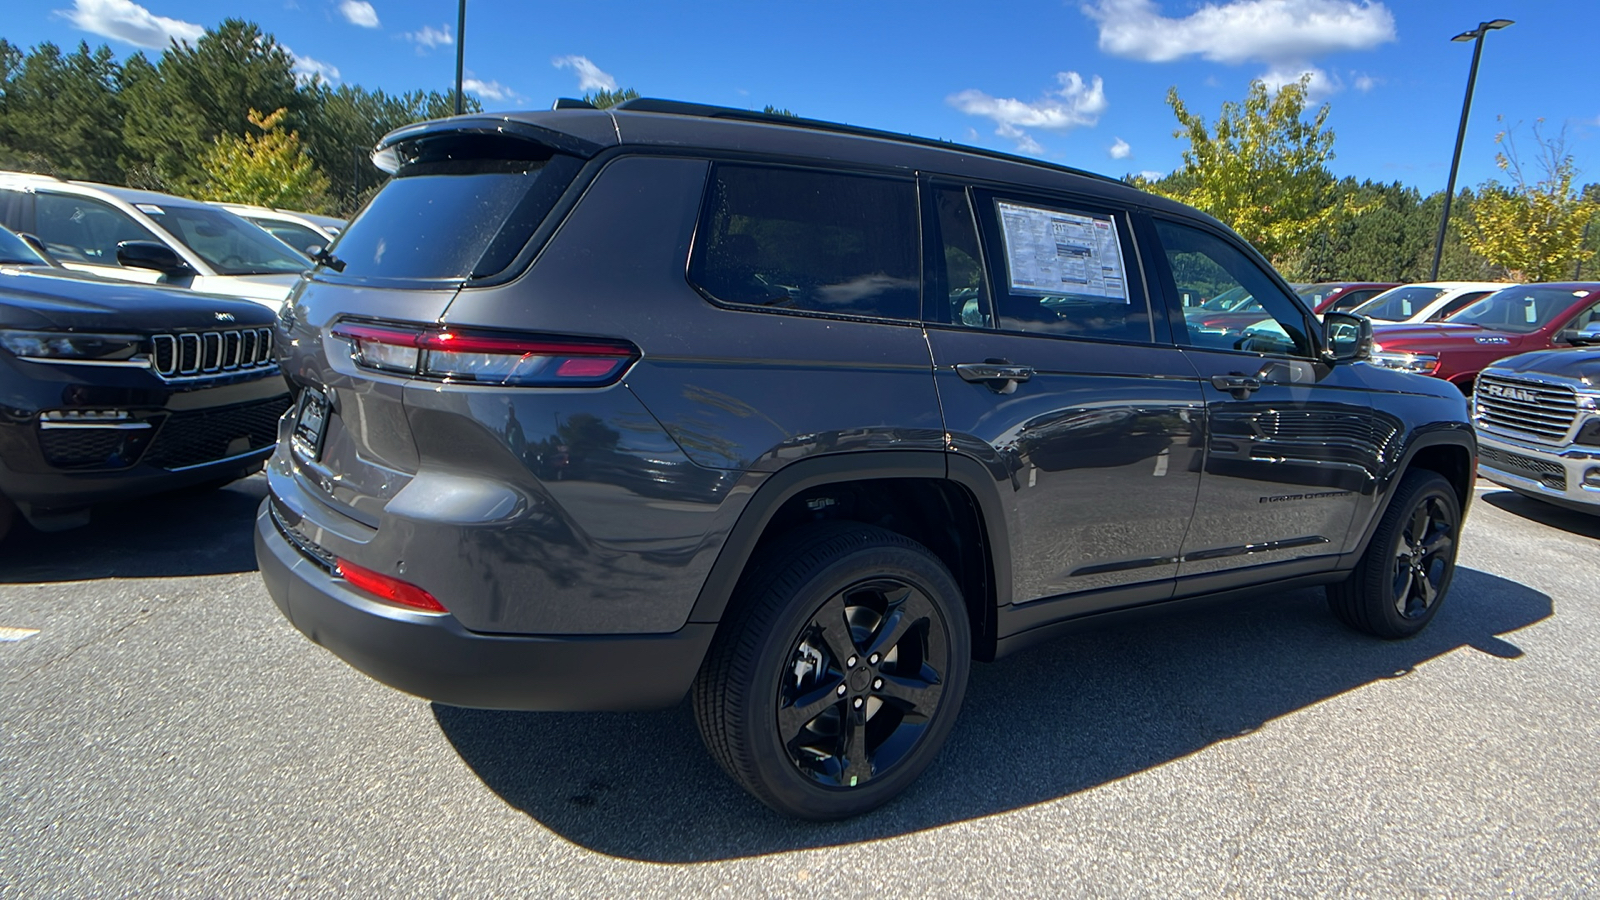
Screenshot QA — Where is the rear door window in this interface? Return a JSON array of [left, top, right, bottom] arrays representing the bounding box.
[[973, 191, 1152, 343], [326, 137, 583, 283], [689, 164, 920, 321]]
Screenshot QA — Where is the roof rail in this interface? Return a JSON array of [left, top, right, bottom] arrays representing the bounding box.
[[0, 169, 64, 182], [610, 98, 1119, 185]]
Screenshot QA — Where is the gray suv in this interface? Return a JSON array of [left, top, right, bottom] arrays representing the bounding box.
[[256, 100, 1477, 819]]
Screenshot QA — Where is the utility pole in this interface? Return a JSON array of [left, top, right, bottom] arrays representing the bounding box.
[[1430, 18, 1513, 281], [454, 0, 467, 115]]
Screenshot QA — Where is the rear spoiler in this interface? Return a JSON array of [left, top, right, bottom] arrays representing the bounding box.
[[371, 116, 606, 173]]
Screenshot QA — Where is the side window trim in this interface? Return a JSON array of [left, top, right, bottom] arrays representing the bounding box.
[[967, 187, 1161, 346], [1146, 213, 1321, 360], [920, 178, 995, 330]]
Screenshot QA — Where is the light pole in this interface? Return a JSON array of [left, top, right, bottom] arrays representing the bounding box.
[[1430, 18, 1513, 281], [454, 0, 467, 115]]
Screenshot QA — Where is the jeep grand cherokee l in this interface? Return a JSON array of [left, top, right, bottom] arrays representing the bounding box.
[[256, 100, 1477, 819], [0, 225, 291, 541]]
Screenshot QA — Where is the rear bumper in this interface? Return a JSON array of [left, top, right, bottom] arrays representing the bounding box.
[[255, 500, 716, 710]]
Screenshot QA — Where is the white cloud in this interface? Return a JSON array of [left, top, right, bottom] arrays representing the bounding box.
[[463, 77, 518, 103], [552, 55, 617, 93], [948, 71, 1107, 154], [1082, 0, 1395, 92], [57, 0, 203, 50], [1354, 73, 1381, 92], [1109, 137, 1132, 159], [286, 47, 340, 84], [403, 24, 451, 52], [1137, 169, 1166, 181], [339, 0, 380, 28]]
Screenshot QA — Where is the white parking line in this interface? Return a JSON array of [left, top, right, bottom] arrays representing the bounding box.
[[0, 627, 40, 642]]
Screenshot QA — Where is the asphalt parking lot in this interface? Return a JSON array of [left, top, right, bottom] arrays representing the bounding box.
[[2, 475, 1597, 897]]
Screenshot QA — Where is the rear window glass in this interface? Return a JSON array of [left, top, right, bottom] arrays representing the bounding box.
[[689, 164, 920, 321], [327, 142, 582, 282]]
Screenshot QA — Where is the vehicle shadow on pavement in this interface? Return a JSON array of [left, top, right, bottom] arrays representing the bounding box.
[[0, 474, 265, 583], [433, 566, 1548, 863], [1479, 489, 1600, 540]]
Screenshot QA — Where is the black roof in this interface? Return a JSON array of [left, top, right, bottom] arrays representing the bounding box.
[[374, 99, 1210, 225]]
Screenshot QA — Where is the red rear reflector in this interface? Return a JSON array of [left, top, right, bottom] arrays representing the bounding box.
[[556, 358, 622, 378], [336, 558, 447, 612]]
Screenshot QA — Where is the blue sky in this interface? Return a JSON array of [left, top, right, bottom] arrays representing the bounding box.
[[7, 0, 1598, 194]]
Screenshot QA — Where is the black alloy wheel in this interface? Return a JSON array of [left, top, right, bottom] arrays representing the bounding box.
[[1328, 469, 1462, 639], [779, 577, 949, 788], [693, 522, 970, 820], [1391, 493, 1455, 621]]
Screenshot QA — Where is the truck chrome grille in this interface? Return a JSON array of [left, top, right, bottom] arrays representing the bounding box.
[[151, 329, 275, 380], [1475, 375, 1579, 443]]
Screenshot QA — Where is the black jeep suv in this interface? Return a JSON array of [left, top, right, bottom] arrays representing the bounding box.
[[256, 100, 1476, 819], [0, 225, 290, 540]]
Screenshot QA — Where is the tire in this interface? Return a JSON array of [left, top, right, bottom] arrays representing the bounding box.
[[1328, 469, 1462, 639], [692, 522, 971, 820]]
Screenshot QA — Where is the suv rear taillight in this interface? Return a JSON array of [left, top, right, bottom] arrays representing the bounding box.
[[330, 321, 639, 387]]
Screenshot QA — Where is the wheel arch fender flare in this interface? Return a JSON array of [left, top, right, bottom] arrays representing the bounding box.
[[1352, 425, 1476, 560], [685, 451, 1014, 626]]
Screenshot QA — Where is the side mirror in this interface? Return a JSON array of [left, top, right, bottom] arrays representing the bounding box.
[[116, 240, 192, 275], [1322, 311, 1373, 363], [1560, 323, 1600, 345]]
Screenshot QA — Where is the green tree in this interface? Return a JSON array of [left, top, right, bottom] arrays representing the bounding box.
[[300, 83, 478, 214], [1462, 120, 1599, 282], [123, 19, 305, 193], [199, 107, 331, 212], [1146, 76, 1361, 274], [762, 105, 798, 117], [0, 41, 128, 182], [582, 87, 638, 109]]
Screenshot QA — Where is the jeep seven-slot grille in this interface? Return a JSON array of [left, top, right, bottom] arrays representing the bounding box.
[[1476, 374, 1579, 443], [151, 329, 274, 380], [1479, 445, 1566, 490]]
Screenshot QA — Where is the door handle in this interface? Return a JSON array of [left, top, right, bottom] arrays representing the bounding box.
[[1211, 373, 1262, 399], [956, 360, 1035, 394]]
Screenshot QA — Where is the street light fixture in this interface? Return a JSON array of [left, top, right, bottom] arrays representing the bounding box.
[[1430, 18, 1513, 281]]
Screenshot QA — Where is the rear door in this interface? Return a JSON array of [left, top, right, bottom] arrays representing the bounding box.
[[924, 182, 1204, 609], [1145, 216, 1374, 581]]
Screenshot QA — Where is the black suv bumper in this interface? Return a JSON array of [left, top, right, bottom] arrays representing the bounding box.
[[255, 500, 716, 711]]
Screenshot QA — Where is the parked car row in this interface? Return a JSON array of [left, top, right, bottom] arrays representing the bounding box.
[[0, 224, 291, 542], [0, 171, 345, 310]]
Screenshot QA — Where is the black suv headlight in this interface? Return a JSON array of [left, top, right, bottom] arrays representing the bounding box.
[[0, 330, 147, 365]]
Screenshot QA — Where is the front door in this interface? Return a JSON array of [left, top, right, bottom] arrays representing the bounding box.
[[1146, 217, 1376, 581], [924, 183, 1204, 609]]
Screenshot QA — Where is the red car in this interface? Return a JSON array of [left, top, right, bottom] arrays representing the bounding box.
[[1297, 282, 1400, 315], [1368, 283, 1600, 393]]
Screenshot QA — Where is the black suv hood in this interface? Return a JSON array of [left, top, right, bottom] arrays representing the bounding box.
[[0, 267, 275, 332], [1486, 345, 1600, 386]]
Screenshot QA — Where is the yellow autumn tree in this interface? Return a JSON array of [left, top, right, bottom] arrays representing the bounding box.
[[1463, 119, 1598, 282], [198, 107, 332, 213], [1143, 76, 1367, 271]]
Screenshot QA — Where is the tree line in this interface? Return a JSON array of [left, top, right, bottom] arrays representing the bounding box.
[[0, 19, 479, 215], [3, 20, 1594, 282], [1139, 76, 1600, 284]]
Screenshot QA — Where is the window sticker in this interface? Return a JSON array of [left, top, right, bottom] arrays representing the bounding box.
[[134, 204, 165, 215], [996, 201, 1128, 303]]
